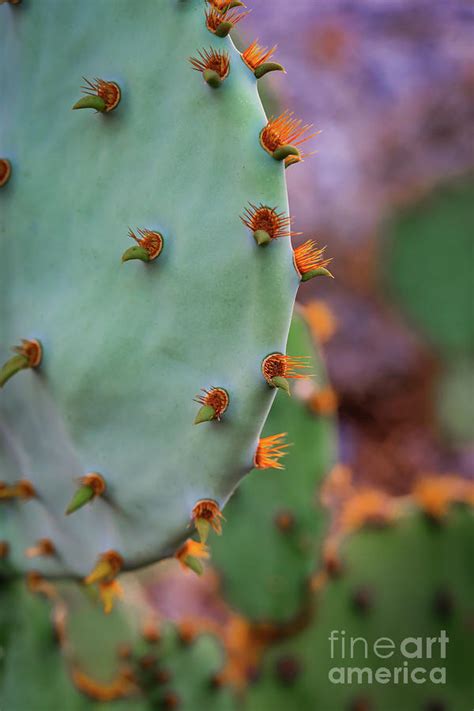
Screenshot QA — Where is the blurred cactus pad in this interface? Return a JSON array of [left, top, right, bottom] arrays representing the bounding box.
[[245, 489, 474, 711], [385, 177, 474, 446], [0, 0, 322, 580], [386, 178, 474, 358]]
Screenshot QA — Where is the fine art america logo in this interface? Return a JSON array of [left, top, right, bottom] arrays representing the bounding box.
[[328, 630, 449, 685]]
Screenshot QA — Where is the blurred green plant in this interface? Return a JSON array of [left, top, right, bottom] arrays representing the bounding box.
[[385, 177, 474, 448]]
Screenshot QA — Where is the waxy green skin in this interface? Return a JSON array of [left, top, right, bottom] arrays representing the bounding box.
[[0, 0, 298, 577]]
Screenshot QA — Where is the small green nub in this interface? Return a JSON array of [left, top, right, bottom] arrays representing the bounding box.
[[0, 354, 28, 388], [301, 267, 334, 282], [227, 1, 245, 8], [65, 485, 95, 515], [254, 62, 285, 79], [203, 69, 223, 89], [121, 246, 151, 263], [285, 155, 302, 169], [184, 556, 204, 576], [196, 518, 211, 544], [271, 376, 291, 396], [194, 405, 217, 425], [253, 230, 271, 246], [272, 145, 301, 162], [215, 21, 233, 37], [72, 95, 107, 112]]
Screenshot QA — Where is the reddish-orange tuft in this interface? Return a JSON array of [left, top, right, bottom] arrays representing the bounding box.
[[205, 6, 249, 34], [189, 48, 231, 80], [254, 433, 290, 470], [194, 387, 229, 420], [0, 159, 11, 188], [293, 240, 333, 277], [192, 499, 225, 535], [260, 110, 318, 160], [128, 228, 163, 261], [0, 479, 36, 501], [262, 353, 312, 384], [175, 539, 210, 571], [242, 40, 277, 71], [85, 550, 123, 586], [80, 77, 121, 112], [25, 538, 56, 559], [241, 203, 298, 241], [13, 339, 42, 368], [207, 0, 245, 11], [80, 472, 106, 496]]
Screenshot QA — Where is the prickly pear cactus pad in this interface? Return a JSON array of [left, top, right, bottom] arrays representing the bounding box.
[[244, 488, 474, 711], [131, 624, 236, 711], [0, 0, 324, 580], [0, 579, 146, 711]]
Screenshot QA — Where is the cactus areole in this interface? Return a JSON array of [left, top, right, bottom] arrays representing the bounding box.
[[0, 1, 327, 581]]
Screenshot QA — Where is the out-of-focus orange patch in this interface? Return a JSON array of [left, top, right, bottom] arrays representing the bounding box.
[[0, 479, 36, 501], [413, 474, 474, 519], [99, 580, 124, 615], [71, 666, 136, 702], [320, 463, 354, 509], [302, 300, 338, 344], [309, 386, 339, 415], [175, 539, 210, 571], [338, 489, 399, 533], [84, 550, 123, 586]]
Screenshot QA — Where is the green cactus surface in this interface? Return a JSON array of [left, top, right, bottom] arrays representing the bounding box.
[[0, 0, 307, 580], [131, 623, 236, 711], [244, 502, 474, 710], [0, 579, 146, 711], [385, 178, 474, 358]]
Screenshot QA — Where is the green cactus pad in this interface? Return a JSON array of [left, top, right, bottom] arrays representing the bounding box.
[[436, 356, 474, 447], [131, 625, 236, 711], [385, 178, 474, 358], [209, 312, 338, 622], [245, 505, 474, 710], [0, 0, 299, 577], [0, 580, 146, 711]]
